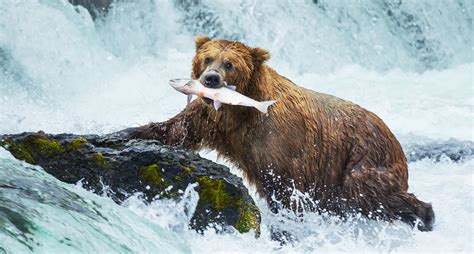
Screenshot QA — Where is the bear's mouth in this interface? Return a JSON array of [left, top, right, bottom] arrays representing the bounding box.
[[201, 80, 226, 89], [199, 78, 227, 105], [202, 97, 213, 105], [199, 79, 216, 105]]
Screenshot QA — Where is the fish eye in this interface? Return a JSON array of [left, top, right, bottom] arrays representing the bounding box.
[[224, 61, 233, 70], [204, 57, 213, 65]]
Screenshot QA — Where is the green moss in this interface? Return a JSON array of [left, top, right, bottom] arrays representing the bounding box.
[[140, 164, 168, 189], [183, 167, 192, 174], [196, 176, 239, 210], [0, 135, 65, 163], [173, 167, 193, 182], [196, 176, 260, 234], [1, 141, 34, 163], [234, 205, 260, 235], [66, 137, 88, 151], [92, 152, 110, 169], [33, 138, 64, 157]]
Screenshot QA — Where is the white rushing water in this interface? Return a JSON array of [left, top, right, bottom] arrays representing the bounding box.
[[0, 0, 473, 253]]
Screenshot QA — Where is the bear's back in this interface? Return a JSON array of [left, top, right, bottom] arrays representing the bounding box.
[[295, 86, 406, 173]]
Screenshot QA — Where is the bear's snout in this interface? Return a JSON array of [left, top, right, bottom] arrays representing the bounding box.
[[202, 70, 223, 88]]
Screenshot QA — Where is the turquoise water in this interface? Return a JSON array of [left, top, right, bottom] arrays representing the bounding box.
[[0, 149, 190, 253]]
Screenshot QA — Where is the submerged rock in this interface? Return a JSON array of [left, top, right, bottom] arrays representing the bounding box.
[[403, 139, 474, 163], [68, 0, 113, 20], [0, 131, 260, 236]]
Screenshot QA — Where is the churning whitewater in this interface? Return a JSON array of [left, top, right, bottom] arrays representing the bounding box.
[[0, 0, 473, 253]]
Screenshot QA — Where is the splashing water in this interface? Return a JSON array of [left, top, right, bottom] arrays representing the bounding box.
[[0, 0, 473, 253], [0, 149, 190, 253]]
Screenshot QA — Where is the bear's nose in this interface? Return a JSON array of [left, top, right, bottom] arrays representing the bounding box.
[[204, 72, 221, 88]]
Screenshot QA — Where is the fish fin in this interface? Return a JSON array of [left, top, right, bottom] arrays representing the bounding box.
[[187, 94, 193, 105], [213, 99, 222, 111], [227, 85, 237, 91], [256, 100, 277, 114]]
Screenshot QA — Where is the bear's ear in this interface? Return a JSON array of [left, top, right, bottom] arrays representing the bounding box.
[[195, 35, 211, 52], [251, 47, 271, 64]]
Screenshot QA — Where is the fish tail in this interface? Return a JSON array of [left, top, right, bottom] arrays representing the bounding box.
[[256, 100, 277, 114]]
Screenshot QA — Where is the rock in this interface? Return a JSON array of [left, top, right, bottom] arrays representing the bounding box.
[[68, 0, 113, 20], [403, 139, 474, 163], [0, 131, 260, 236]]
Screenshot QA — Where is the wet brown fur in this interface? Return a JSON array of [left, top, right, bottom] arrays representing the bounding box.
[[132, 36, 434, 230]]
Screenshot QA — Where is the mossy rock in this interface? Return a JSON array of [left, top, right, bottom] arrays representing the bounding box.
[[66, 137, 88, 151], [196, 176, 260, 234], [197, 176, 237, 209], [0, 132, 65, 163], [91, 152, 111, 169], [234, 205, 261, 235], [0, 131, 261, 236], [140, 164, 170, 190]]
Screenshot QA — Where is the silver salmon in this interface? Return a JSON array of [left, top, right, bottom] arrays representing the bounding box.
[[169, 78, 277, 114]]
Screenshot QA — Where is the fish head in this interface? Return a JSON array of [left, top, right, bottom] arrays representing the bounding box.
[[169, 78, 196, 94], [169, 78, 192, 89]]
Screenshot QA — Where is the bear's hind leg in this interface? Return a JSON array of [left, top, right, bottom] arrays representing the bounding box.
[[387, 192, 435, 231], [343, 169, 435, 231]]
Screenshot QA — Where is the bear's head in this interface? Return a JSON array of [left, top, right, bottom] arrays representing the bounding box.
[[191, 35, 270, 93]]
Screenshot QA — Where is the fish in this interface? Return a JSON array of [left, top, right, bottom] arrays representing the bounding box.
[[169, 78, 277, 114]]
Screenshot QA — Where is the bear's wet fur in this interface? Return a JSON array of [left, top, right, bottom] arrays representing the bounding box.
[[132, 36, 434, 231]]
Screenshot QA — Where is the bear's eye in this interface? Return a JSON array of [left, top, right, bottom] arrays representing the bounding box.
[[204, 57, 213, 65], [224, 62, 233, 70]]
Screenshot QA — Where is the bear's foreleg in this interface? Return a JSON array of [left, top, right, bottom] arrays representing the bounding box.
[[129, 102, 210, 150]]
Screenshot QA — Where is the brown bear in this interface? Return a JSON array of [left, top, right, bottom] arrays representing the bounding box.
[[130, 35, 434, 231]]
